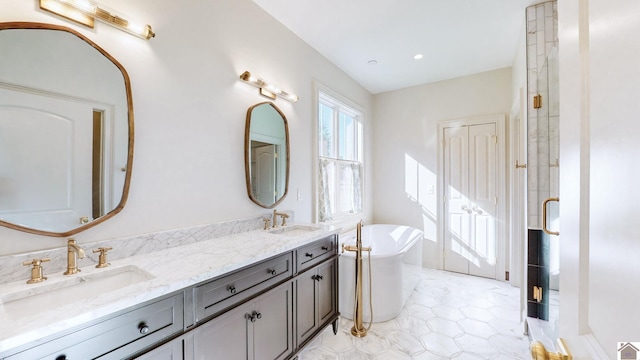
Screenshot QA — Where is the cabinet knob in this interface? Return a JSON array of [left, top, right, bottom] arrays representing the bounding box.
[[313, 274, 324, 281], [138, 322, 150, 335], [305, 252, 313, 258], [246, 312, 261, 322], [321, 246, 329, 251], [268, 269, 277, 276], [228, 285, 237, 294], [55, 356, 67, 360]]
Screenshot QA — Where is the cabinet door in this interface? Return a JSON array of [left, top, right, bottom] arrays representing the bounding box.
[[295, 268, 318, 345], [252, 282, 293, 360], [191, 301, 251, 360], [134, 338, 183, 360], [317, 260, 336, 325], [295, 260, 337, 346]]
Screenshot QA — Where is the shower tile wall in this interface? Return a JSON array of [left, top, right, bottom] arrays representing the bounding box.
[[526, 1, 558, 229]]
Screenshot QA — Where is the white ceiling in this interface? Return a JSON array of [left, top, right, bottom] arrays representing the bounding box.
[[252, 0, 540, 94]]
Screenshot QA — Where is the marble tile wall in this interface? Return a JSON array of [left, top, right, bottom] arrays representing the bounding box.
[[527, 1, 558, 229], [0, 211, 294, 285]]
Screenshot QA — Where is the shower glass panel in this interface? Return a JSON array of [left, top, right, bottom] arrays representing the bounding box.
[[538, 48, 560, 292]]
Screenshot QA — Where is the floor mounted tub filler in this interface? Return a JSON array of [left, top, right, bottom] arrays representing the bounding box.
[[339, 224, 423, 323]]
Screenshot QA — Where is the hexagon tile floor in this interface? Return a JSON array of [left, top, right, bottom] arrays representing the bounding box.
[[298, 268, 530, 360]]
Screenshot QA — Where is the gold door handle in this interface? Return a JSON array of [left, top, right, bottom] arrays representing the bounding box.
[[531, 338, 572, 360], [542, 197, 560, 236], [533, 286, 543, 302], [515, 160, 527, 169]]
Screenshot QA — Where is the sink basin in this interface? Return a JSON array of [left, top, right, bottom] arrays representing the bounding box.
[[0, 265, 154, 320], [269, 225, 322, 236]]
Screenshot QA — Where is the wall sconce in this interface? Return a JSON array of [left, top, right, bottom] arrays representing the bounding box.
[[40, 0, 155, 40], [239, 71, 299, 103]]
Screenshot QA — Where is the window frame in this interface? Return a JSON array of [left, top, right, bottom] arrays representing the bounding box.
[[314, 84, 364, 224]]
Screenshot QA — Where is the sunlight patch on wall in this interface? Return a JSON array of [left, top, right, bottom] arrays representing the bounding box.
[[404, 153, 437, 242]]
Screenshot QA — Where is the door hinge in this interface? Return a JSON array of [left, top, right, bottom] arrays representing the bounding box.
[[494, 197, 497, 205], [443, 195, 446, 203], [493, 135, 498, 144], [505, 271, 510, 281], [275, 152, 278, 159]]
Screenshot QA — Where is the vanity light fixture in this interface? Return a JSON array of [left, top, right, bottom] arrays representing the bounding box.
[[239, 71, 299, 103], [40, 0, 155, 40]]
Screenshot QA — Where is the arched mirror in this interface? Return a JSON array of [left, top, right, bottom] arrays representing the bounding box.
[[244, 102, 289, 208], [0, 22, 134, 237]]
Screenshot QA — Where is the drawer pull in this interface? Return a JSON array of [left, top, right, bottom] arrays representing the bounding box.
[[228, 285, 237, 294], [256, 312, 262, 320], [55, 356, 67, 360], [321, 246, 329, 251], [268, 269, 277, 276], [313, 275, 324, 281], [138, 322, 150, 335], [305, 252, 313, 258]]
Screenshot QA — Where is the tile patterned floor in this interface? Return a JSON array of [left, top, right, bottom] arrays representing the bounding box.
[[298, 268, 530, 360]]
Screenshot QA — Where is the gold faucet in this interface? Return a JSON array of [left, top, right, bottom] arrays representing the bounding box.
[[63, 238, 85, 275], [272, 210, 289, 228], [341, 220, 372, 338]]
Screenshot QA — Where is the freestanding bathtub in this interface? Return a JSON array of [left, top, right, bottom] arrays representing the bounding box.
[[339, 224, 423, 322]]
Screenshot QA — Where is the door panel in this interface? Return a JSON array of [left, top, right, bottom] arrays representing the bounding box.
[[468, 123, 497, 278], [443, 122, 497, 279], [253, 283, 292, 360], [444, 127, 470, 274], [254, 144, 277, 205], [0, 87, 94, 232]]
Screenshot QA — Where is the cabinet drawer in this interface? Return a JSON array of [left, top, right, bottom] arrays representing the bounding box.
[[195, 252, 293, 322], [296, 235, 337, 272], [6, 293, 184, 360]]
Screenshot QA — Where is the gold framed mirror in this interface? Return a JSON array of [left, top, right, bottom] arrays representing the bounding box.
[[0, 22, 134, 237], [244, 102, 289, 209]]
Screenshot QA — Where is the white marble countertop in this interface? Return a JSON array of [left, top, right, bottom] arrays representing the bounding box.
[[0, 224, 340, 355]]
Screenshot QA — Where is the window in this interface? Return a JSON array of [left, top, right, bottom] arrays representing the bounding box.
[[317, 90, 363, 222]]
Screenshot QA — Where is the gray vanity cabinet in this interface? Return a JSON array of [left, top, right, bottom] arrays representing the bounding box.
[[0, 233, 339, 360], [295, 258, 337, 346], [3, 292, 184, 360], [189, 281, 293, 360]]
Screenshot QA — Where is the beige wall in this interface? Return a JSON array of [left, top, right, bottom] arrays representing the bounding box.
[[0, 0, 374, 255], [372, 68, 512, 268]]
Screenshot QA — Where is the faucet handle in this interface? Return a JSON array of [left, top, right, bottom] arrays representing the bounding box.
[[93, 247, 112, 268], [23, 258, 50, 284], [263, 218, 271, 230], [280, 213, 289, 227]]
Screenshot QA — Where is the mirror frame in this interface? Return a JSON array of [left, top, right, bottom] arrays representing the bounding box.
[[244, 102, 290, 209], [0, 22, 134, 237]]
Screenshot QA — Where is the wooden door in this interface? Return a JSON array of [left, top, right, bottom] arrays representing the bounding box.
[[443, 120, 498, 279]]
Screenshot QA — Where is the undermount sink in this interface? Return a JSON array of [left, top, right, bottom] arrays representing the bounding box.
[[0, 265, 154, 320], [269, 224, 322, 236]]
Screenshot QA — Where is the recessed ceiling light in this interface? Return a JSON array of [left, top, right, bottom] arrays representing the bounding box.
[[367, 60, 378, 65], [414, 54, 424, 60]]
